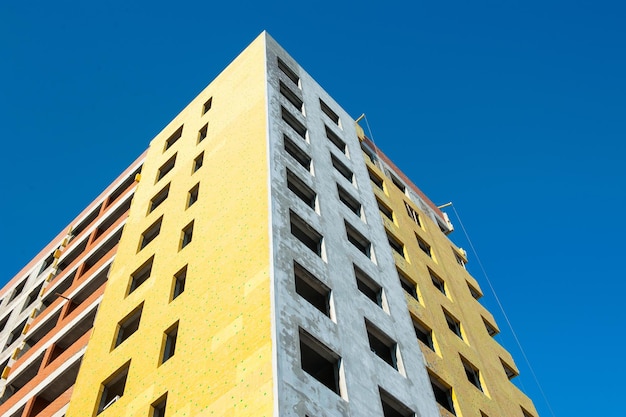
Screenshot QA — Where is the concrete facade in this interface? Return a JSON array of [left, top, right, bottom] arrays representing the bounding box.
[[0, 32, 539, 417]]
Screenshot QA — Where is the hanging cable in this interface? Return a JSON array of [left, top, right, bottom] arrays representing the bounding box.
[[449, 203, 557, 417]]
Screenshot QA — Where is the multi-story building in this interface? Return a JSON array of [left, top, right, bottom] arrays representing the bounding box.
[[0, 32, 539, 417]]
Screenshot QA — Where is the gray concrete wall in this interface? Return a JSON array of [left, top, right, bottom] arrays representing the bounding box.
[[265, 34, 440, 417]]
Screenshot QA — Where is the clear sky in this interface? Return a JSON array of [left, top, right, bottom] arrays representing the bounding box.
[[1, 1, 625, 416]]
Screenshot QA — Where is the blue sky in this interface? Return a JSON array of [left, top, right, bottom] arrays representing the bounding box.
[[1, 1, 625, 415]]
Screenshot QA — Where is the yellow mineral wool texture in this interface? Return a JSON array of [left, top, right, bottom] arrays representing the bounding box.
[[65, 33, 273, 417]]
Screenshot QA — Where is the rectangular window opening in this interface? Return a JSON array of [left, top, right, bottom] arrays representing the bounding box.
[[139, 217, 162, 251], [129, 256, 154, 294], [284, 135, 312, 171], [151, 393, 168, 417], [163, 125, 183, 151], [280, 81, 304, 112], [430, 269, 446, 295], [281, 106, 307, 139], [149, 184, 170, 214], [416, 234, 433, 258], [299, 329, 341, 396], [319, 99, 341, 127], [337, 184, 361, 217], [387, 232, 405, 258], [202, 97, 212, 115], [378, 199, 394, 222], [331, 155, 353, 183], [365, 320, 398, 370], [345, 222, 371, 258], [325, 125, 346, 154], [9, 280, 27, 302], [187, 183, 200, 208], [97, 362, 130, 414], [21, 283, 44, 313], [193, 152, 204, 173], [290, 211, 323, 257], [501, 358, 519, 380], [379, 388, 415, 417], [429, 373, 456, 416], [180, 221, 194, 250], [461, 356, 483, 392], [277, 57, 300, 85], [483, 317, 499, 337], [404, 201, 421, 226], [397, 268, 418, 300], [287, 169, 316, 209], [198, 123, 208, 143], [443, 309, 463, 340], [161, 322, 179, 364], [412, 317, 435, 351], [156, 154, 177, 183], [368, 168, 384, 190], [468, 282, 482, 300], [114, 304, 143, 348], [390, 174, 406, 193], [294, 262, 331, 317], [172, 266, 187, 300], [354, 265, 383, 307]]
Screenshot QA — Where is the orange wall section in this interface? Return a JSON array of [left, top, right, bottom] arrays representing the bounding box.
[[65, 32, 274, 417]]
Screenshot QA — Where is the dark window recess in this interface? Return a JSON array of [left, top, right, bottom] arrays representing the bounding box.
[[38, 253, 55, 276], [331, 155, 353, 182], [281, 106, 307, 139], [404, 201, 421, 226], [280, 81, 304, 112], [277, 57, 300, 85], [412, 318, 435, 351], [82, 228, 123, 274], [180, 221, 194, 249], [5, 319, 27, 348], [187, 184, 200, 208], [284, 135, 312, 171], [114, 304, 143, 348], [365, 320, 398, 370], [345, 222, 371, 258], [325, 125, 346, 153], [416, 235, 433, 258], [397, 269, 418, 300], [106, 167, 141, 207], [361, 141, 378, 164], [390, 174, 406, 193], [290, 211, 323, 257], [521, 407, 536, 417], [164, 125, 183, 151], [9, 280, 26, 302], [429, 374, 456, 415], [156, 154, 177, 182], [97, 362, 130, 414], [294, 262, 331, 317], [299, 329, 341, 395], [198, 123, 208, 143], [461, 357, 483, 391], [319, 99, 340, 126], [172, 266, 187, 300], [0, 315, 9, 332], [387, 233, 405, 258], [151, 394, 167, 417], [444, 310, 462, 339], [161, 322, 179, 364], [193, 152, 204, 172], [287, 169, 316, 209], [378, 199, 394, 222], [149, 184, 170, 213], [430, 270, 446, 295], [93, 197, 132, 241], [57, 239, 88, 272], [70, 203, 103, 238], [483, 318, 498, 337], [368, 168, 384, 190], [354, 265, 383, 307], [379, 388, 415, 417], [139, 217, 163, 250], [129, 256, 154, 294], [21, 283, 44, 313], [337, 185, 361, 217], [501, 359, 519, 380], [202, 97, 213, 115], [468, 282, 482, 300]]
